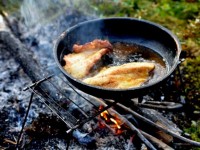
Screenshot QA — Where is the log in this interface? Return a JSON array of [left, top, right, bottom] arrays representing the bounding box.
[[0, 31, 44, 82], [0, 31, 77, 127], [139, 108, 182, 143]]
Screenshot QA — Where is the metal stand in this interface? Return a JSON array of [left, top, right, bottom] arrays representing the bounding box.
[[16, 92, 35, 149]]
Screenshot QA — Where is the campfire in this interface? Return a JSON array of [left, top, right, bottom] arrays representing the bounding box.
[[12, 70, 199, 150], [0, 2, 200, 150]]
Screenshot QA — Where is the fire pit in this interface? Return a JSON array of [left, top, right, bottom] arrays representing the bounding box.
[[18, 65, 200, 150], [16, 18, 199, 149]]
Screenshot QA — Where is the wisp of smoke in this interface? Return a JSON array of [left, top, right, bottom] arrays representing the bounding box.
[[20, 0, 95, 27]]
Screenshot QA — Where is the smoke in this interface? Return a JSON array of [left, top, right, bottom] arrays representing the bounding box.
[[20, 0, 96, 27]]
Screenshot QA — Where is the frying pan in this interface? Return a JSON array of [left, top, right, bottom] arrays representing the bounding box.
[[53, 18, 181, 100]]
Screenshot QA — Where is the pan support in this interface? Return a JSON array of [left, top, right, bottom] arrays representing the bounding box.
[[15, 65, 200, 149]]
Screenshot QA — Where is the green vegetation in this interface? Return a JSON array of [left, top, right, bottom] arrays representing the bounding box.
[[184, 120, 200, 142]]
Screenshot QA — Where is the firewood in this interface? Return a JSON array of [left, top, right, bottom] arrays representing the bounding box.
[[139, 108, 182, 143]]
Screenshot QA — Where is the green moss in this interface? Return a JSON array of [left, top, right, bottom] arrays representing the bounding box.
[[184, 120, 200, 142], [89, 0, 200, 54], [182, 56, 200, 102]]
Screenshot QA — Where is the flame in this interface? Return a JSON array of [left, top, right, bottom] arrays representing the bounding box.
[[110, 118, 121, 129], [99, 106, 122, 131], [100, 110, 109, 121]]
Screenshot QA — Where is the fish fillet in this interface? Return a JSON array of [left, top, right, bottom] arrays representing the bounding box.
[[73, 39, 113, 53], [63, 40, 112, 79], [83, 62, 155, 89]]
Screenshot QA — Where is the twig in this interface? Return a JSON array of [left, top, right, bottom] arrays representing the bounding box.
[[113, 101, 200, 147], [141, 131, 174, 150], [138, 102, 183, 109], [127, 135, 135, 150], [4, 139, 17, 145]]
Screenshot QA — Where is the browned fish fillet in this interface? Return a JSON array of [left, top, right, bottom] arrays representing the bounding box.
[[83, 62, 155, 89], [73, 39, 113, 53], [63, 40, 112, 79]]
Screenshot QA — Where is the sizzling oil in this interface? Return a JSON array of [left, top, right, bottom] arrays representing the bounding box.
[[104, 42, 168, 85]]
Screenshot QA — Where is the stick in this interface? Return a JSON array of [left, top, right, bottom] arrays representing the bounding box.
[[114, 101, 200, 147], [141, 131, 174, 150]]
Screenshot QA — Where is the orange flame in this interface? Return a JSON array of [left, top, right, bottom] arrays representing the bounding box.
[[110, 118, 121, 129], [99, 106, 122, 130], [100, 110, 109, 121]]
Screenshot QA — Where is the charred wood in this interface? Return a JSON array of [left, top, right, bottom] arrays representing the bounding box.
[[141, 131, 174, 150], [0, 11, 21, 38], [139, 108, 181, 143]]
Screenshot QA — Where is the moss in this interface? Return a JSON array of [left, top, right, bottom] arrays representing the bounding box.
[[182, 56, 200, 103], [184, 120, 200, 142]]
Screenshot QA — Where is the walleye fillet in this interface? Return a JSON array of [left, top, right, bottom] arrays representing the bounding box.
[[63, 39, 112, 79], [83, 62, 155, 89]]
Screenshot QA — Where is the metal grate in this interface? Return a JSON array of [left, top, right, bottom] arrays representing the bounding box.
[[16, 65, 200, 149], [16, 72, 118, 148]]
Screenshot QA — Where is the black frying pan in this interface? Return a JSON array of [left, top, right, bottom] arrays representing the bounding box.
[[53, 17, 181, 100]]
